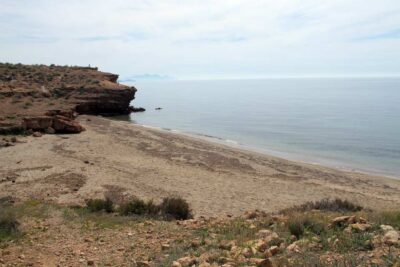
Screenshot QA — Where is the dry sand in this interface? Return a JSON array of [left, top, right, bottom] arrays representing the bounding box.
[[1, 115, 399, 217]]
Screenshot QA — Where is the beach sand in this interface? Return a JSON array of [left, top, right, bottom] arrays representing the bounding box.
[[1, 115, 399, 217]]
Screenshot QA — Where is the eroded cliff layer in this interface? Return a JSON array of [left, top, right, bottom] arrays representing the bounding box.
[[0, 63, 136, 133]]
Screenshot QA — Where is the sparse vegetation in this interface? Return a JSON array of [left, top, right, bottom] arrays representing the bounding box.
[[0, 198, 398, 266], [0, 206, 19, 241], [286, 198, 363, 213], [119, 198, 160, 216], [160, 196, 193, 220], [85, 196, 192, 220], [86, 198, 114, 213]]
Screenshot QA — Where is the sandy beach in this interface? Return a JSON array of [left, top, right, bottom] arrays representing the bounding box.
[[1, 115, 399, 217]]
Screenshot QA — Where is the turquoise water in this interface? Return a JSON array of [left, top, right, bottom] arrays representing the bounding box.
[[122, 78, 400, 177]]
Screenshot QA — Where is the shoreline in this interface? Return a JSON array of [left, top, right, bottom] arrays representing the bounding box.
[[122, 120, 400, 180], [1, 115, 400, 217]]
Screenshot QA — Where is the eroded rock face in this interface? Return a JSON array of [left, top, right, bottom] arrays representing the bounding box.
[[53, 115, 85, 133], [22, 115, 85, 133], [0, 63, 137, 134]]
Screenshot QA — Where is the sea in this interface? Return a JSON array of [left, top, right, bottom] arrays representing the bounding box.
[[117, 78, 400, 178]]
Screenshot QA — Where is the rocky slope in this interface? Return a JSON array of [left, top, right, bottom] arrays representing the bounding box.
[[0, 63, 136, 134], [0, 198, 399, 266]]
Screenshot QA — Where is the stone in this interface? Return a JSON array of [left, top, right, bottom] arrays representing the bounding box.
[[383, 230, 399, 245], [176, 256, 197, 267], [23, 116, 53, 131], [257, 229, 272, 239], [255, 239, 269, 252], [52, 115, 85, 133], [380, 225, 394, 232], [242, 247, 253, 258], [198, 263, 211, 267], [171, 262, 182, 267], [249, 258, 273, 267], [87, 260, 95, 266], [331, 216, 351, 225], [349, 223, 372, 232], [33, 131, 42, 137], [45, 127, 55, 134], [266, 245, 279, 257], [219, 240, 234, 250], [287, 243, 300, 253], [129, 106, 146, 112]]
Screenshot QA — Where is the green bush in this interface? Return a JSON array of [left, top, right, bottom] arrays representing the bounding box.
[[86, 198, 114, 213], [288, 216, 326, 238], [160, 197, 192, 220], [288, 218, 305, 238], [291, 198, 363, 213], [119, 198, 160, 216], [0, 208, 19, 241]]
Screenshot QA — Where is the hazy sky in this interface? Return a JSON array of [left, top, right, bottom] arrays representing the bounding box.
[[1, 0, 400, 79]]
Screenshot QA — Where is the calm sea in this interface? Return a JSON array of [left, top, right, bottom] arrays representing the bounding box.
[[119, 78, 400, 177]]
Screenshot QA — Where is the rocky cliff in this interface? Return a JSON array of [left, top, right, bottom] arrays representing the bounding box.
[[0, 63, 136, 134]]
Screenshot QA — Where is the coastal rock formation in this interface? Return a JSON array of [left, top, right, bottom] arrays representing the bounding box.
[[0, 63, 136, 134]]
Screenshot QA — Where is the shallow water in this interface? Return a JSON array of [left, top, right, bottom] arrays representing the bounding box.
[[121, 78, 400, 177]]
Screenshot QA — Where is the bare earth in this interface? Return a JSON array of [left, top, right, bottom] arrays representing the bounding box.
[[1, 115, 399, 217]]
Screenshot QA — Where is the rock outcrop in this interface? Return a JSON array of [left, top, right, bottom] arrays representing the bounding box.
[[0, 63, 137, 134]]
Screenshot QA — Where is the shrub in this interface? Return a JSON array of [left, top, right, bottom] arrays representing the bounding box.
[[0, 208, 19, 241], [288, 216, 326, 238], [160, 197, 192, 220], [288, 218, 305, 238], [86, 198, 114, 213], [290, 198, 363, 213], [119, 198, 160, 216]]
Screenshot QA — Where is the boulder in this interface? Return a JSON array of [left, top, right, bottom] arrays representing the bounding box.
[[33, 131, 43, 137], [52, 115, 85, 133], [23, 116, 53, 131], [383, 230, 399, 246], [45, 127, 56, 134], [287, 243, 300, 253], [265, 245, 279, 257], [380, 225, 394, 232], [348, 223, 372, 232]]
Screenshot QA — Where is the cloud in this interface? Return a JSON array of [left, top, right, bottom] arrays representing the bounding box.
[[0, 0, 399, 78]]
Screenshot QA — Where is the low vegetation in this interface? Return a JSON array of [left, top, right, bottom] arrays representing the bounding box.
[[285, 198, 364, 213], [85, 195, 192, 220], [0, 198, 398, 266], [160, 196, 193, 220], [119, 198, 160, 216], [0, 206, 19, 241], [85, 198, 114, 213]]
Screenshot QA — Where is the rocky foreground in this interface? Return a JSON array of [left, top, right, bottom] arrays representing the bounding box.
[[0, 63, 136, 134], [0, 199, 399, 266]]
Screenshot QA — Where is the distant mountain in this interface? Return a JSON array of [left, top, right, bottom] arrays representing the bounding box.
[[121, 74, 173, 82]]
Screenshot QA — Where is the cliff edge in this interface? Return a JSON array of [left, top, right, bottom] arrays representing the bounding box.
[[0, 63, 136, 134]]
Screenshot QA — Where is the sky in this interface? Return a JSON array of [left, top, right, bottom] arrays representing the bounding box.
[[1, 0, 400, 79]]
